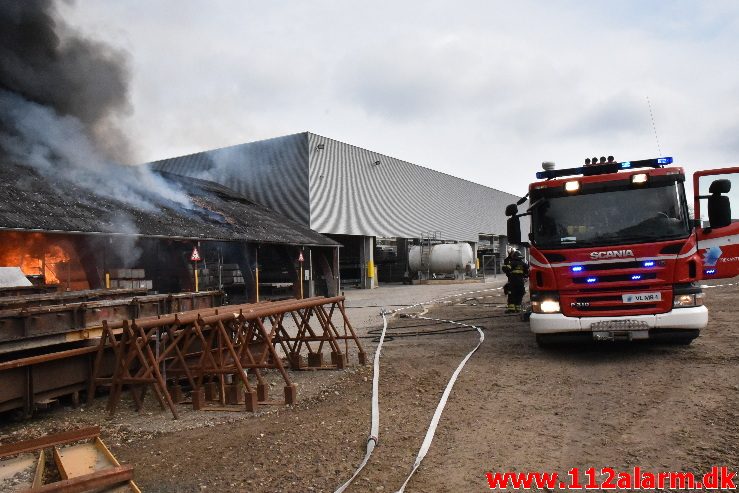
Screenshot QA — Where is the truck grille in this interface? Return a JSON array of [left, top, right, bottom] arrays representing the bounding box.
[[574, 303, 659, 312], [572, 273, 657, 284], [562, 288, 670, 317]]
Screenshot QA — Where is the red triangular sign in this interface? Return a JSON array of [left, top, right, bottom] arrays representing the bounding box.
[[298, 252, 304, 262], [191, 247, 201, 261]]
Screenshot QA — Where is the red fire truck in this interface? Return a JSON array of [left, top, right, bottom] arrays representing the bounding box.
[[505, 157, 739, 345]]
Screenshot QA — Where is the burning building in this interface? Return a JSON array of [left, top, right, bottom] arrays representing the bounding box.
[[0, 161, 340, 299], [0, 2, 348, 418]]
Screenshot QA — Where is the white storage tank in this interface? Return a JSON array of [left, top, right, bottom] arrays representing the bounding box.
[[408, 243, 475, 275]]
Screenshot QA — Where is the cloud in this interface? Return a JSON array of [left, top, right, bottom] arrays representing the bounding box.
[[58, 0, 739, 195]]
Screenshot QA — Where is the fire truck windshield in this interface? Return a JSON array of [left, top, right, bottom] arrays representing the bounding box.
[[531, 181, 691, 249]]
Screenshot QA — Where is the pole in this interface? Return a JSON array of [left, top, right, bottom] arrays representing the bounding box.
[[194, 261, 199, 292], [299, 253, 304, 300], [255, 245, 260, 302], [308, 248, 313, 297], [336, 247, 341, 295]]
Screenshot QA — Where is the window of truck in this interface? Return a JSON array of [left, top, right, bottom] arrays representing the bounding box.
[[531, 180, 691, 249]]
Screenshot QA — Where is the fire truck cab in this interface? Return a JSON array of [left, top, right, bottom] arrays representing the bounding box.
[[505, 157, 739, 345]]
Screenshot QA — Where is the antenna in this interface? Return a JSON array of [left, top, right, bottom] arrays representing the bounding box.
[[646, 96, 662, 156]]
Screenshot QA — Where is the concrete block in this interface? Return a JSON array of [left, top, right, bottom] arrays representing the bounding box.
[[284, 384, 297, 405], [244, 390, 258, 412], [192, 387, 205, 410], [257, 383, 268, 401], [307, 352, 324, 367]]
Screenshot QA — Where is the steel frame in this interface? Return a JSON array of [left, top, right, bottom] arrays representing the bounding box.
[[90, 296, 366, 418]]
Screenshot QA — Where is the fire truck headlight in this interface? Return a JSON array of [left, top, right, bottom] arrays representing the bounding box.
[[564, 180, 580, 193], [673, 293, 705, 308], [532, 299, 561, 314], [631, 173, 648, 185]]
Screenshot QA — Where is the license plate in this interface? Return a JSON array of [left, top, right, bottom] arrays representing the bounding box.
[[622, 292, 661, 303]]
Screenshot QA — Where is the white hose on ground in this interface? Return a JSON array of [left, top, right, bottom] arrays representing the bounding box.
[[333, 286, 501, 492], [333, 309, 389, 493], [700, 282, 739, 289], [395, 315, 485, 493]]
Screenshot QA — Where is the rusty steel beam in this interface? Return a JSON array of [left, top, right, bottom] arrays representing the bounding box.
[[0, 291, 224, 417], [0, 290, 224, 346], [0, 286, 58, 298], [18, 465, 133, 493], [0, 346, 98, 372], [0, 288, 148, 310], [0, 427, 100, 458]]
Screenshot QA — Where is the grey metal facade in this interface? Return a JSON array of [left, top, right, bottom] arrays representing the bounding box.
[[153, 133, 311, 225], [153, 132, 523, 243]]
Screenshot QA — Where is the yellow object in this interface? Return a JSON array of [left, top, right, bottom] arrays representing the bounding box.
[[194, 269, 199, 292], [255, 266, 260, 302], [367, 260, 375, 279], [476, 258, 480, 270], [105, 272, 110, 289]]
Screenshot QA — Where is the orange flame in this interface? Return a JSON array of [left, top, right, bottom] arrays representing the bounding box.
[[0, 233, 72, 285]]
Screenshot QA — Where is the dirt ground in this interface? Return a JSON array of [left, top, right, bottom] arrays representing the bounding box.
[[2, 280, 739, 492]]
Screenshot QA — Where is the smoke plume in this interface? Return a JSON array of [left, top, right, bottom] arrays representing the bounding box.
[[0, 1, 191, 210]]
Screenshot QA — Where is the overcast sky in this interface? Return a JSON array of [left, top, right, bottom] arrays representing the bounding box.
[[62, 1, 739, 196]]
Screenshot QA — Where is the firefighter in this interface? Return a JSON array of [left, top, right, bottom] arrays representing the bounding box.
[[502, 249, 529, 313]]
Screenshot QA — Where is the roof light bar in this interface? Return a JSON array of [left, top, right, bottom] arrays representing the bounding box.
[[536, 157, 673, 180]]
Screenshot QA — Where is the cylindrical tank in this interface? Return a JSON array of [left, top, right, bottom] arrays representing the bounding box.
[[408, 243, 475, 274]]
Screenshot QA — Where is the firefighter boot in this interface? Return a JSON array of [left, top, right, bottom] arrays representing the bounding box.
[[505, 304, 517, 314]]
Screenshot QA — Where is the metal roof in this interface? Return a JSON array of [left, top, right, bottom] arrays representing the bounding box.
[[0, 162, 338, 247], [152, 132, 526, 242]]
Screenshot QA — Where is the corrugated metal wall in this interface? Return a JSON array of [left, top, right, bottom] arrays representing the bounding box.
[[152, 133, 311, 224], [308, 133, 522, 242], [153, 132, 523, 243]]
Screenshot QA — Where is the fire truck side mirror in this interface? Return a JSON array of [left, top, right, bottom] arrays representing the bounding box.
[[505, 203, 518, 216], [708, 179, 732, 229], [507, 216, 522, 245]]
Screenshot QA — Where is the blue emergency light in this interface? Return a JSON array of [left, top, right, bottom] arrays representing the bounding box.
[[571, 266, 584, 272], [536, 157, 673, 179], [643, 261, 655, 267], [631, 275, 642, 280], [705, 269, 717, 275], [586, 277, 597, 283]]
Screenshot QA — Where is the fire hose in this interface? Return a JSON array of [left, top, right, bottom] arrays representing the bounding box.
[[335, 280, 731, 491], [333, 287, 502, 493]]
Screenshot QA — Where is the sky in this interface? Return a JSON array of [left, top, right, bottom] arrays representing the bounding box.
[[60, 0, 739, 196]]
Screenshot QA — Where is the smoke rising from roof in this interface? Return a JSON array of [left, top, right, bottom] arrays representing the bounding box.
[[0, 1, 191, 211]]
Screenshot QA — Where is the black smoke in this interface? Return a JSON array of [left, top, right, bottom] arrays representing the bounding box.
[[0, 0, 131, 160], [0, 1, 192, 211]]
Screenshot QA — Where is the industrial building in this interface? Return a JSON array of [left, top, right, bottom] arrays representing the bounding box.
[[0, 161, 340, 301], [153, 132, 523, 287]]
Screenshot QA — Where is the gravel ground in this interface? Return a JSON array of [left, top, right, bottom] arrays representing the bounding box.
[[1, 278, 737, 492]]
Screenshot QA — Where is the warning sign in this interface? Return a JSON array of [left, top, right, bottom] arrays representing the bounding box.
[[298, 251, 304, 262], [190, 247, 201, 262]]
